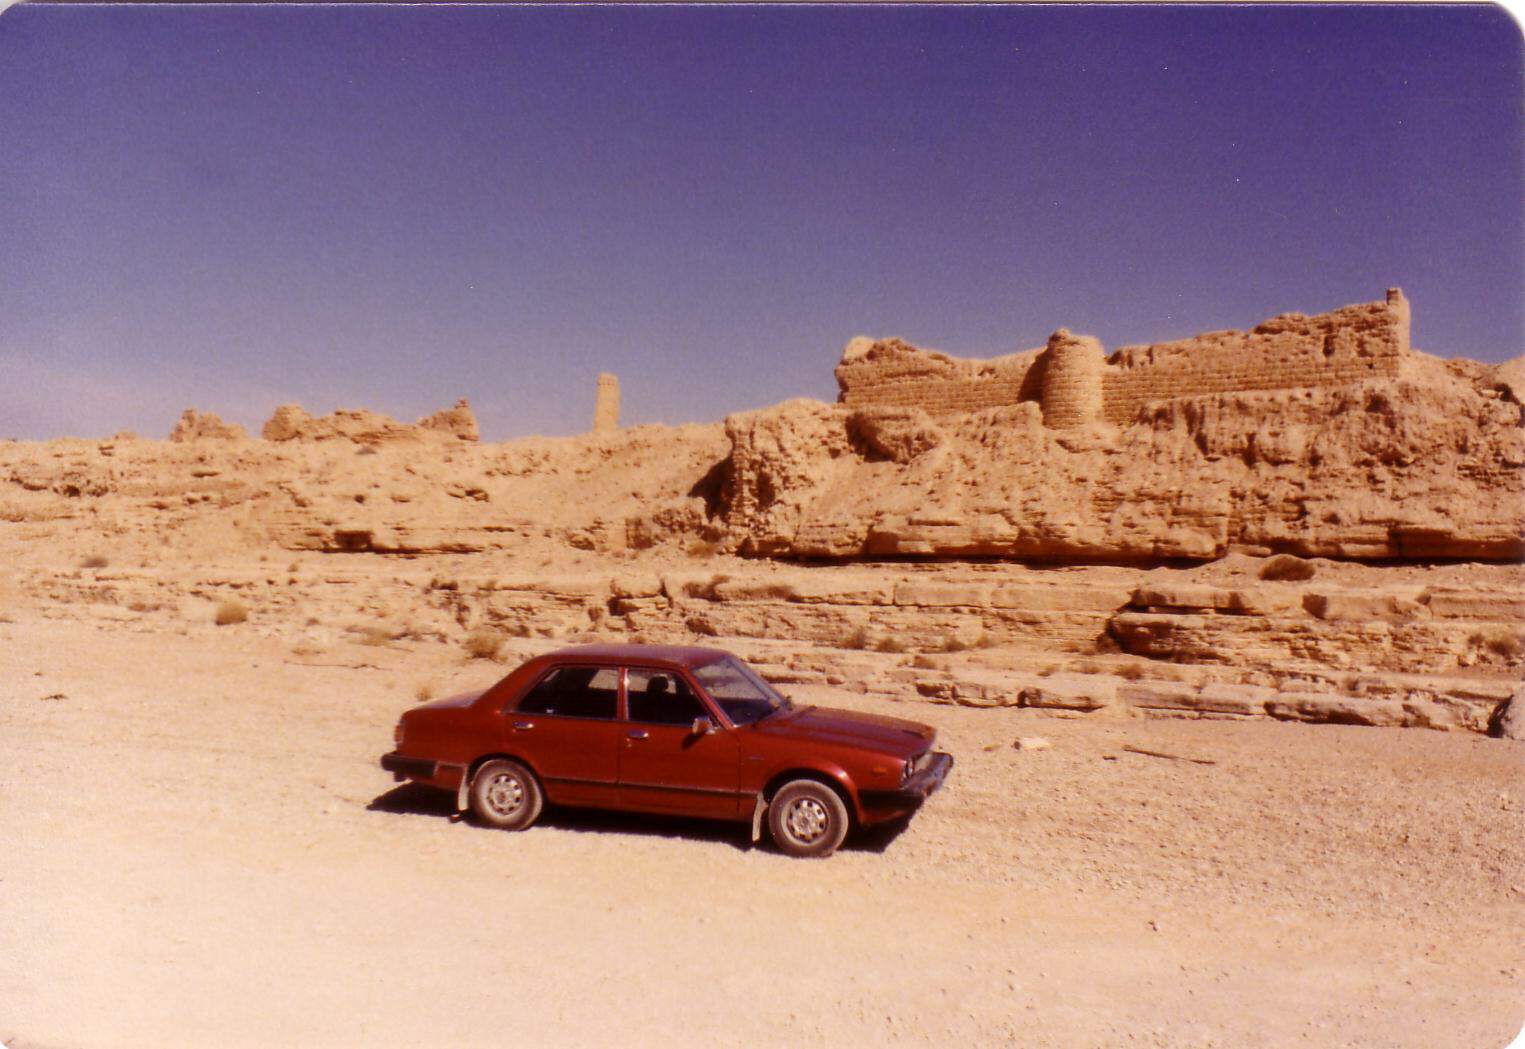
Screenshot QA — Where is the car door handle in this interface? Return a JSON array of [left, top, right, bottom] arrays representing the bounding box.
[[626, 730, 649, 740], [512, 721, 535, 731]]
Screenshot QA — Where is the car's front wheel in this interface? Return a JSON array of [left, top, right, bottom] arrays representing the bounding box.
[[469, 759, 543, 830], [768, 779, 850, 858]]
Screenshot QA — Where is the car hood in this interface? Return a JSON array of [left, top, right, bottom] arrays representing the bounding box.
[[748, 705, 934, 756]]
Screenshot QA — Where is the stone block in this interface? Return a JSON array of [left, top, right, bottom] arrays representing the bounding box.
[[1017, 673, 1118, 711], [1265, 692, 1409, 727]]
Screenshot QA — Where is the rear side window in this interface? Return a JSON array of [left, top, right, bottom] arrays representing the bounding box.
[[516, 666, 618, 719]]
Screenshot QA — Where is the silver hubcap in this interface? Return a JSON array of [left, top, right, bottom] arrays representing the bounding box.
[[784, 796, 829, 844], [485, 773, 524, 816]]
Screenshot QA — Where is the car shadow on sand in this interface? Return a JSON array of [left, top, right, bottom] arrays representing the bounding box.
[[366, 783, 912, 855]]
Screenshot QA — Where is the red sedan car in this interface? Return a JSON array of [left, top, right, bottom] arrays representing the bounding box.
[[381, 643, 952, 857]]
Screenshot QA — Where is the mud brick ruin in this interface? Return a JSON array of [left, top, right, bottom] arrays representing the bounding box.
[[836, 289, 1411, 427], [593, 372, 621, 433]]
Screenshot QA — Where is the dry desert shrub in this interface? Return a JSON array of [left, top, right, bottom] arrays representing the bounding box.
[[1259, 554, 1317, 582], [214, 599, 248, 626], [875, 635, 907, 654], [842, 626, 870, 650], [683, 573, 731, 600], [81, 555, 109, 569], [463, 626, 504, 661], [352, 624, 395, 646], [415, 682, 435, 702], [686, 538, 722, 559], [1470, 627, 1524, 661]]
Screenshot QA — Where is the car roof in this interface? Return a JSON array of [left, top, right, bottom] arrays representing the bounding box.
[[532, 643, 734, 671]]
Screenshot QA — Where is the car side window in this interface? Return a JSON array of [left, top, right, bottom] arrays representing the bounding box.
[[515, 666, 618, 719], [626, 669, 707, 726]]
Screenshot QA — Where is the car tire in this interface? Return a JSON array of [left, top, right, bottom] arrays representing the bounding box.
[[767, 779, 850, 858], [469, 759, 543, 830]]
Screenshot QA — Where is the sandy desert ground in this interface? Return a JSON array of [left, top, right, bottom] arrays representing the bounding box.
[[2, 603, 1522, 1049]]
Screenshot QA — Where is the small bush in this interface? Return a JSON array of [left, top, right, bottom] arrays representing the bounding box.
[[354, 624, 394, 647], [214, 600, 248, 626], [940, 634, 971, 653], [842, 626, 870, 650], [1487, 633, 1524, 660], [687, 538, 722, 559], [464, 626, 504, 661], [1259, 554, 1317, 582], [81, 555, 109, 569], [875, 635, 907, 654], [415, 682, 435, 702], [1470, 628, 1524, 661]]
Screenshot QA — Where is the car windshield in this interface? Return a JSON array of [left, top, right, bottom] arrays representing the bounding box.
[[692, 656, 791, 726]]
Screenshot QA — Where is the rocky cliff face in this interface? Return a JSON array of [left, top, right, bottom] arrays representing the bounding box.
[[719, 351, 1523, 564], [2, 294, 1520, 736]]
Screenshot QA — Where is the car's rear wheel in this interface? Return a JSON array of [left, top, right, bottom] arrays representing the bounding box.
[[768, 779, 850, 858], [469, 759, 543, 830]]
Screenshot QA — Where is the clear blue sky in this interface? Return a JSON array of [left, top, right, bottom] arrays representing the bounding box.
[[1, 4, 1520, 440]]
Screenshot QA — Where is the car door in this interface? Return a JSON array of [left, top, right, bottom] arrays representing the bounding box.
[[504, 664, 622, 808], [617, 667, 742, 819]]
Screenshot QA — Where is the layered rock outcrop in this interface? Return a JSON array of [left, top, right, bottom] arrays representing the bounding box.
[[1, 290, 1518, 736]]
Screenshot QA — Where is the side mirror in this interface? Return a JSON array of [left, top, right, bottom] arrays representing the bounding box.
[[691, 716, 714, 736]]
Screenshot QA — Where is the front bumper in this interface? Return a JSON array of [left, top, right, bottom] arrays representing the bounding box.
[[860, 751, 954, 812], [380, 751, 438, 781]]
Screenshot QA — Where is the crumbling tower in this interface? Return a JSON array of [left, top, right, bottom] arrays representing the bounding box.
[[593, 372, 621, 434], [1385, 287, 1411, 356], [1038, 329, 1105, 428]]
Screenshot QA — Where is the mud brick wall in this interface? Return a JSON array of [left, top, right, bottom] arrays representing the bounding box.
[[835, 338, 1045, 414], [1099, 290, 1409, 424], [836, 291, 1410, 428]]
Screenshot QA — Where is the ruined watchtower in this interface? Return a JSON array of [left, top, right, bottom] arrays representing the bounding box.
[[1038, 329, 1105, 428], [593, 372, 621, 434]]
